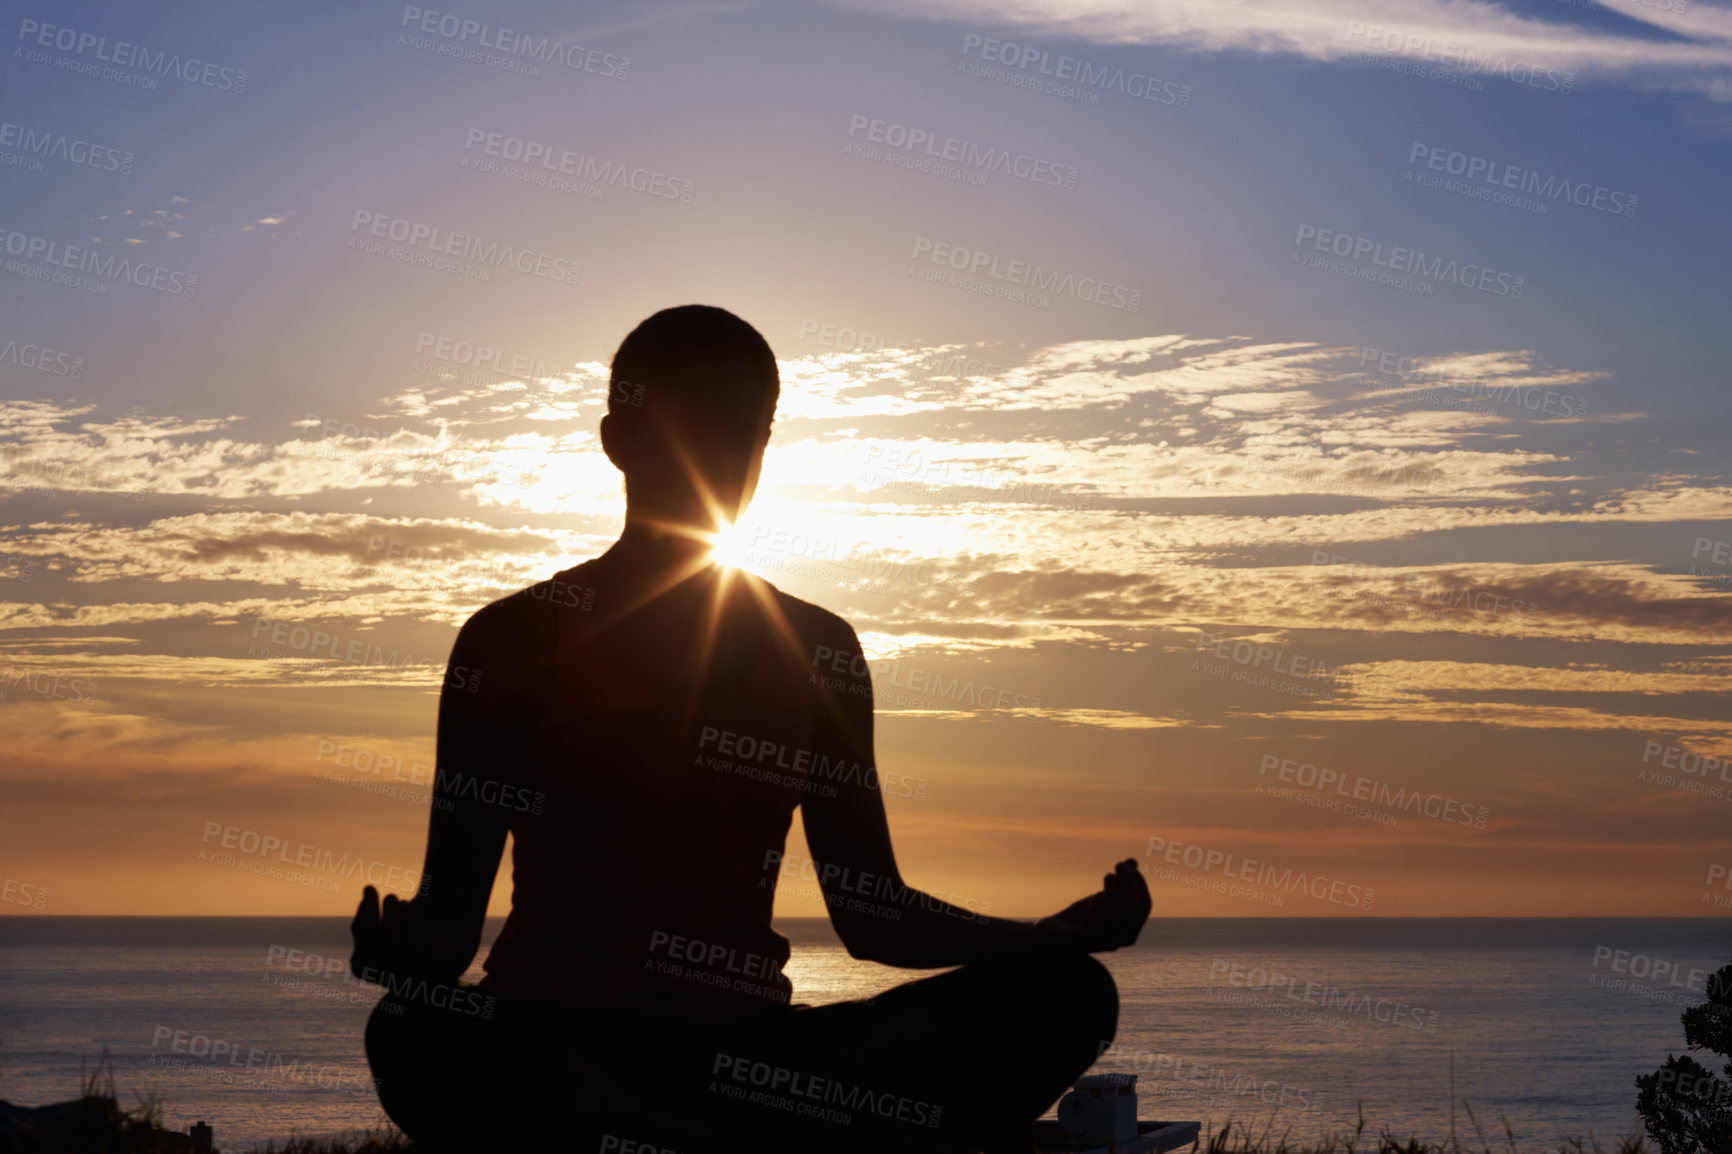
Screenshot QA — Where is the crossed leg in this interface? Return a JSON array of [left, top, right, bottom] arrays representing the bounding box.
[[364, 947, 1119, 1153]]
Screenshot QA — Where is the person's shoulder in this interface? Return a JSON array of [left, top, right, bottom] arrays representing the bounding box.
[[747, 574, 860, 660], [454, 563, 592, 655]]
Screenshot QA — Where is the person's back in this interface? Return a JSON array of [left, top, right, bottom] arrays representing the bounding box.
[[481, 558, 814, 1018], [349, 304, 1151, 1154]]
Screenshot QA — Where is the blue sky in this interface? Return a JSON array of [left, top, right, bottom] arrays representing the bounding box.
[[2, 0, 1730, 918]]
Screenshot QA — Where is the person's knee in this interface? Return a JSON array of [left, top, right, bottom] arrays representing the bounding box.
[[1080, 949, 1122, 1039], [363, 996, 428, 1134], [1074, 952, 1117, 1003], [1023, 951, 1119, 1050], [977, 949, 1118, 1036], [1063, 953, 1119, 1042], [363, 993, 413, 1067]]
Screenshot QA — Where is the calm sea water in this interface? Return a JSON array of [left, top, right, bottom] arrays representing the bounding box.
[[0, 918, 1725, 1151]]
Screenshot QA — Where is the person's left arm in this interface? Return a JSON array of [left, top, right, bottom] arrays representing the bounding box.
[[797, 611, 1149, 968]]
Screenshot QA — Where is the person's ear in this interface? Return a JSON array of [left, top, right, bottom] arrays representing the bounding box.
[[599, 413, 629, 474]]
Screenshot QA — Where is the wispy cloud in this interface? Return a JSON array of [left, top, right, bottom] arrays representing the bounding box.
[[845, 0, 1732, 100]]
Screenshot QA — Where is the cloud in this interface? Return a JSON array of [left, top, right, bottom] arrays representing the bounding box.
[[12, 511, 574, 592], [3, 332, 1727, 670], [841, 0, 1732, 101]]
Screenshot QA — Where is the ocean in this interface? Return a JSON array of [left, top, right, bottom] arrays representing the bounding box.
[[0, 917, 1725, 1151]]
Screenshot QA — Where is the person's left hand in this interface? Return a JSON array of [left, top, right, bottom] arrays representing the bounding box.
[[349, 885, 439, 984], [1027, 859, 1152, 953]]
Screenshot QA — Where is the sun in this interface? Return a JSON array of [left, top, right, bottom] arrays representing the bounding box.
[[697, 490, 804, 577], [706, 519, 755, 571]]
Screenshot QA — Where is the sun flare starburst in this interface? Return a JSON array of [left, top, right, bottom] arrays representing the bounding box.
[[706, 519, 753, 571]]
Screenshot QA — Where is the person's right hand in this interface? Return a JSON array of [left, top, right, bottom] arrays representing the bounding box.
[[1028, 859, 1151, 953]]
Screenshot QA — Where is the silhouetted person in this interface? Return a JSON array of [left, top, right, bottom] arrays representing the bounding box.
[[351, 305, 1151, 1153]]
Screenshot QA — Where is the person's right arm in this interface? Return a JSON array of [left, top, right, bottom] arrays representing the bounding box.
[[350, 588, 553, 985]]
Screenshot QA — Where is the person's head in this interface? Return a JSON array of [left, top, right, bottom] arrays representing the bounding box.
[[600, 305, 779, 535]]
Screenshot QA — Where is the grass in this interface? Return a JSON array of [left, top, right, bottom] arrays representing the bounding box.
[[244, 1131, 409, 1154], [0, 1052, 411, 1154], [7, 1060, 1652, 1154], [1195, 1100, 1650, 1154]]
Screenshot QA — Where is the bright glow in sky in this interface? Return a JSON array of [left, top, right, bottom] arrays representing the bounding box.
[[1, 0, 1729, 919]]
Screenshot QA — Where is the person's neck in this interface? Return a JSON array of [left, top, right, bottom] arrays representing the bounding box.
[[593, 513, 736, 637], [605, 513, 717, 570]]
